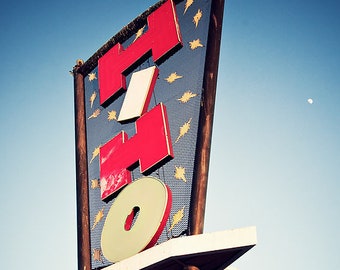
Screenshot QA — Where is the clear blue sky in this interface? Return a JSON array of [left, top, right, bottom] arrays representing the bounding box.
[[1, 0, 339, 269]]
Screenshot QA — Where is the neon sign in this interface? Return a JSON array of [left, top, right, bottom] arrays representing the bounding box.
[[77, 0, 220, 267]]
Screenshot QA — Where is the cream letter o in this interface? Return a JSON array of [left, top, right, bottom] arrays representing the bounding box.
[[101, 176, 172, 262]]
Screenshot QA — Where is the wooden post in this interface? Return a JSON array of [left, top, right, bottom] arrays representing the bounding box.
[[73, 60, 91, 270], [189, 0, 225, 236], [184, 266, 200, 270]]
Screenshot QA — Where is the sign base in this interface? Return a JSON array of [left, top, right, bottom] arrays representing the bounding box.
[[103, 226, 257, 270]]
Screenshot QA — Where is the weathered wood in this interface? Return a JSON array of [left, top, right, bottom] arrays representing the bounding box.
[[189, 0, 225, 235], [73, 61, 91, 270], [183, 266, 200, 270]]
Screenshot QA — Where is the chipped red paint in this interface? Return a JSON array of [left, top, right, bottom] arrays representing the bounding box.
[[99, 103, 174, 200]]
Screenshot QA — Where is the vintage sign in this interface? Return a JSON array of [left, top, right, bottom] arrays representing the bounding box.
[[73, 0, 224, 269]]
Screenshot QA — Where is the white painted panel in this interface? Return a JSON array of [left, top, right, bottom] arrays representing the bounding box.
[[118, 66, 158, 122], [103, 227, 257, 269]]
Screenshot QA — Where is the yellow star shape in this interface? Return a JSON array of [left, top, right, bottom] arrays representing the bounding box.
[[88, 72, 97, 81], [90, 91, 97, 108], [175, 118, 192, 143], [169, 207, 185, 231], [92, 208, 105, 230], [165, 72, 183, 83], [88, 108, 101, 119], [193, 9, 202, 27], [178, 91, 197, 103], [133, 25, 146, 42], [107, 110, 117, 121], [91, 179, 100, 189], [174, 166, 187, 182], [90, 146, 100, 164], [189, 39, 204, 50], [93, 248, 103, 263], [184, 0, 194, 14]]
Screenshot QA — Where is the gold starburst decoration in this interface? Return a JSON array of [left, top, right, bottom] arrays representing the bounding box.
[[90, 91, 97, 108], [133, 25, 146, 42], [88, 108, 101, 119], [193, 9, 202, 27], [91, 179, 100, 189], [189, 39, 204, 50], [93, 248, 103, 263], [90, 146, 100, 164], [184, 0, 194, 14], [88, 72, 97, 81], [169, 207, 185, 231], [174, 166, 187, 182], [178, 91, 197, 103], [175, 118, 192, 143], [165, 72, 183, 83], [92, 208, 105, 230], [107, 110, 117, 121]]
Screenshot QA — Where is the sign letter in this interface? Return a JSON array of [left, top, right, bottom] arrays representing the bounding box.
[[98, 0, 182, 105], [101, 176, 172, 262], [99, 103, 173, 200]]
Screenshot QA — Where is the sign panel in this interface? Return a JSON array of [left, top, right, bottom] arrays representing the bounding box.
[[74, 0, 224, 268]]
